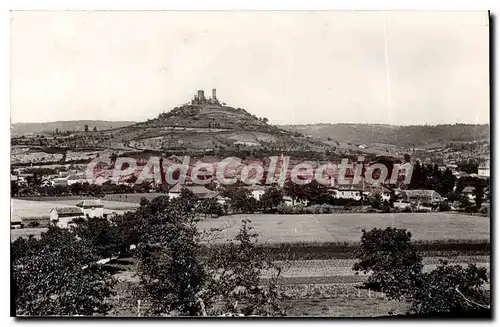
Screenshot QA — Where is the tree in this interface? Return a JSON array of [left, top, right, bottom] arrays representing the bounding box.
[[136, 214, 205, 316], [304, 180, 330, 204], [283, 180, 307, 205], [12, 227, 116, 316], [84, 124, 89, 132], [11, 180, 19, 197], [203, 219, 286, 316], [473, 181, 484, 210], [133, 196, 286, 316], [260, 186, 283, 212], [439, 168, 456, 196], [71, 217, 126, 258], [93, 126, 97, 132], [197, 197, 224, 218], [222, 187, 254, 213], [370, 193, 382, 209], [150, 195, 170, 214], [140, 197, 151, 207], [353, 227, 490, 315], [353, 227, 423, 300], [409, 261, 489, 314]]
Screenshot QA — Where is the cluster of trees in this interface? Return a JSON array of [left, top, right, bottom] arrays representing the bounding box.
[[12, 192, 286, 317], [12, 179, 161, 198], [353, 227, 490, 315], [409, 163, 456, 194]]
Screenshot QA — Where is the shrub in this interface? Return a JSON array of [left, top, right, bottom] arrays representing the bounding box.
[[12, 227, 116, 316], [27, 221, 39, 228], [353, 227, 490, 315], [409, 261, 489, 314], [352, 227, 423, 301]]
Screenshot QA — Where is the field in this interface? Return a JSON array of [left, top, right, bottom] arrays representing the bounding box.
[[198, 213, 490, 244]]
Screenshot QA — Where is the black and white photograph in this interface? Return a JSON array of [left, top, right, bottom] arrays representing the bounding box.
[[9, 10, 491, 318]]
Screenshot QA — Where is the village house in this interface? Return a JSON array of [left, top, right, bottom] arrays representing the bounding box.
[[242, 185, 267, 201], [331, 183, 372, 201], [52, 177, 69, 187], [76, 199, 105, 218], [400, 190, 444, 206], [478, 159, 490, 178], [168, 183, 218, 201], [11, 216, 23, 229], [66, 172, 88, 185], [461, 186, 476, 203], [368, 185, 392, 202], [50, 207, 84, 228]]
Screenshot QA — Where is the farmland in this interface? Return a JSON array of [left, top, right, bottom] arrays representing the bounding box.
[[198, 213, 490, 245]]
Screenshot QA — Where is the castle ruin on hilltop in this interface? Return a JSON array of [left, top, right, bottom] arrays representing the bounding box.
[[191, 88, 220, 105]]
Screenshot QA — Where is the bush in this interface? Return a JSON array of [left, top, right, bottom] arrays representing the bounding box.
[[409, 261, 489, 314], [479, 206, 488, 215], [27, 221, 39, 228], [353, 227, 423, 301], [276, 204, 335, 215], [353, 227, 490, 315]]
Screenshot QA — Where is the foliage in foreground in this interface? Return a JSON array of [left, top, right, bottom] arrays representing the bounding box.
[[129, 196, 286, 316], [353, 227, 489, 315], [12, 227, 116, 316]]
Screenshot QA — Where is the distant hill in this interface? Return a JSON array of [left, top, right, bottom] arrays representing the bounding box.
[[278, 123, 490, 148], [11, 120, 136, 135]]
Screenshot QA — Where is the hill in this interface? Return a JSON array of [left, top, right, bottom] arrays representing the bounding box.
[[278, 123, 490, 148], [11, 120, 136, 136], [103, 99, 326, 153], [11, 90, 328, 155]]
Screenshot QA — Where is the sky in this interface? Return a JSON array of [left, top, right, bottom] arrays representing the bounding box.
[[11, 11, 490, 125]]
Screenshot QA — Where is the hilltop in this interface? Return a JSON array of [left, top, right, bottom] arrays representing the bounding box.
[[279, 123, 490, 149], [104, 89, 326, 153]]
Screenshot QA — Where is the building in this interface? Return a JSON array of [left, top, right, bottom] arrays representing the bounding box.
[[478, 159, 490, 178], [400, 190, 444, 205], [11, 216, 23, 229], [242, 185, 267, 201], [52, 178, 69, 187], [67, 172, 88, 185], [461, 186, 476, 203], [191, 88, 220, 105], [75, 200, 105, 218], [332, 184, 372, 200], [50, 207, 84, 228], [168, 183, 217, 200], [368, 185, 392, 202]]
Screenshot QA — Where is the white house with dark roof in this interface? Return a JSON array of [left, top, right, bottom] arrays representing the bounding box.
[[50, 207, 84, 228], [76, 199, 104, 218], [168, 183, 216, 200]]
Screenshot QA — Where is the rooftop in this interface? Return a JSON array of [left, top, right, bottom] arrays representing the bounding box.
[[52, 207, 84, 215], [76, 200, 104, 208]]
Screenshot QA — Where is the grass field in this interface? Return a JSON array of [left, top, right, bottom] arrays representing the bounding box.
[[102, 193, 167, 204], [11, 199, 139, 221], [198, 213, 490, 244]]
